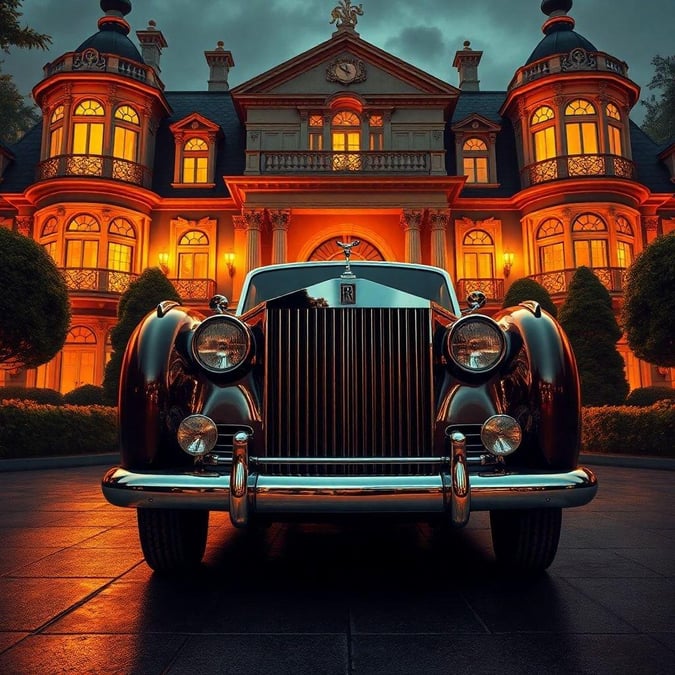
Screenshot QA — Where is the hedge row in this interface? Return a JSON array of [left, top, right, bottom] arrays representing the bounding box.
[[581, 401, 675, 458], [0, 400, 672, 460], [0, 400, 117, 459]]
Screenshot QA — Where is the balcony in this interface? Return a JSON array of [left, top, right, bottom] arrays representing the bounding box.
[[528, 267, 628, 295], [521, 154, 636, 188], [456, 278, 505, 302], [61, 268, 138, 295], [509, 51, 629, 91], [169, 278, 217, 301], [38, 154, 153, 189], [260, 151, 432, 174]]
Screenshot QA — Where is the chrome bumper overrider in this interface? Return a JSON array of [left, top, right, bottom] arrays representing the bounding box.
[[102, 433, 597, 527]]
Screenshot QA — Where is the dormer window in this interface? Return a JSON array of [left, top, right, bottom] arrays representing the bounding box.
[[183, 137, 209, 183], [462, 138, 489, 183], [169, 113, 221, 188]]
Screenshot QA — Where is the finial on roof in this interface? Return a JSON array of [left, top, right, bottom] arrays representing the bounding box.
[[100, 0, 131, 17], [98, 0, 132, 36], [541, 0, 573, 16], [330, 0, 364, 34]]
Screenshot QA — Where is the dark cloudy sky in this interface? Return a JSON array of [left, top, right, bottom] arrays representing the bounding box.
[[3, 0, 674, 124]]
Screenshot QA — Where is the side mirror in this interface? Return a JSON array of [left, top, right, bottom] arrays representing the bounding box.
[[463, 290, 487, 314], [209, 294, 230, 314]]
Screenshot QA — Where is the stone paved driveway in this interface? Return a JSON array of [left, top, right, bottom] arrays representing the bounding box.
[[0, 464, 673, 674]]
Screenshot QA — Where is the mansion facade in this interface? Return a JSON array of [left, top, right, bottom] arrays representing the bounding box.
[[1, 0, 673, 394]]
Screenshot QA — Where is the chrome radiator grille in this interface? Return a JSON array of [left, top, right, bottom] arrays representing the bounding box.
[[264, 307, 434, 475]]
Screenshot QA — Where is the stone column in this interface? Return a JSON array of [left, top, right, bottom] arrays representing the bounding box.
[[428, 209, 450, 269], [242, 209, 265, 273], [642, 215, 659, 245], [400, 209, 424, 263], [269, 209, 290, 264]]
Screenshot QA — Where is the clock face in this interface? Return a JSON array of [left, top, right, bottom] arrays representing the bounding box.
[[334, 60, 357, 83]]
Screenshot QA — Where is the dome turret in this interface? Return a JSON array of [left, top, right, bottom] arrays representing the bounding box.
[[75, 0, 143, 63], [526, 0, 596, 64]]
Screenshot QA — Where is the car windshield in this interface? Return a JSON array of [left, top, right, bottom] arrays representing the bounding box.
[[240, 263, 457, 313]]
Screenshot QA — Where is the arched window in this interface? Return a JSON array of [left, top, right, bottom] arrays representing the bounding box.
[[531, 106, 556, 162], [309, 114, 324, 150], [462, 229, 495, 278], [65, 214, 100, 268], [462, 138, 489, 183], [615, 215, 634, 268], [48, 105, 65, 158], [606, 103, 623, 156], [332, 111, 361, 170], [536, 218, 565, 273], [40, 216, 59, 262], [565, 99, 598, 155], [113, 105, 139, 162], [182, 137, 209, 183], [60, 326, 97, 393], [572, 213, 608, 268], [72, 99, 105, 155], [177, 229, 209, 279], [107, 217, 136, 274]]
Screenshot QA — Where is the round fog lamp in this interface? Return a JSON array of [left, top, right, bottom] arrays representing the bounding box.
[[481, 415, 522, 456], [177, 415, 218, 457]]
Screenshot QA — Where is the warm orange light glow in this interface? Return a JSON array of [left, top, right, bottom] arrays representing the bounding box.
[[503, 251, 514, 277], [158, 251, 169, 274], [225, 250, 236, 277]]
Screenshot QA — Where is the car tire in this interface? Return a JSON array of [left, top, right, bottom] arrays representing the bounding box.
[[489, 508, 562, 572], [137, 508, 209, 573]]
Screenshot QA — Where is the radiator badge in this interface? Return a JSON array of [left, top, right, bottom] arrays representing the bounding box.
[[340, 283, 356, 305]]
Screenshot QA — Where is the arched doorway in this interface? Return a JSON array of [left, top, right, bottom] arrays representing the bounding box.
[[308, 235, 384, 262]]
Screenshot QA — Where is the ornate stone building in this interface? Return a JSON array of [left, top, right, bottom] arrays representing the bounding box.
[[1, 0, 673, 393]]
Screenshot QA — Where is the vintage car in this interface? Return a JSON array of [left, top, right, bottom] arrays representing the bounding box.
[[102, 243, 597, 573]]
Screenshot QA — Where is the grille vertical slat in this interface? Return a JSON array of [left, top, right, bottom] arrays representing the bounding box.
[[265, 307, 433, 475]]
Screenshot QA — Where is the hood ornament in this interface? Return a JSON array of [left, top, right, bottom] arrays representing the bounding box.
[[337, 239, 360, 278]]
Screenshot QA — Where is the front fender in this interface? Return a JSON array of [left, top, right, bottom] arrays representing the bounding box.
[[118, 304, 201, 469], [496, 303, 581, 470]]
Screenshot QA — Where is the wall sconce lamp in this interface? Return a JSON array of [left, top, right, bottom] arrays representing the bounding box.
[[225, 251, 236, 277], [158, 251, 169, 275], [503, 251, 514, 278]]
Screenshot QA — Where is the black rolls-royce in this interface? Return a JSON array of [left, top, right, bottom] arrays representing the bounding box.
[[102, 246, 597, 573]]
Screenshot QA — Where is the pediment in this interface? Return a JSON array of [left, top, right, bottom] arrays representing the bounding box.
[[451, 113, 501, 133], [231, 32, 459, 107], [169, 112, 222, 135]]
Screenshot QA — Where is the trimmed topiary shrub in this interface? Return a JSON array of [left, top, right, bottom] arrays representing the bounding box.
[[0, 386, 64, 405], [63, 384, 108, 406], [502, 277, 558, 318], [625, 386, 675, 407], [0, 401, 117, 459]]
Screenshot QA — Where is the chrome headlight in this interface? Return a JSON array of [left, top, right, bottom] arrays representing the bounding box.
[[446, 316, 506, 374], [192, 316, 252, 374], [177, 414, 218, 457], [481, 415, 522, 456]]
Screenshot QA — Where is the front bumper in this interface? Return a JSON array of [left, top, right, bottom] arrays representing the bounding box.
[[102, 433, 597, 527]]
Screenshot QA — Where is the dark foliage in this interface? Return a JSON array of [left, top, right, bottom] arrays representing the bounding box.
[[624, 386, 675, 407], [622, 234, 675, 367], [0, 386, 63, 404], [0, 228, 70, 370], [502, 278, 558, 318], [558, 266, 629, 406], [102, 268, 180, 405], [63, 384, 109, 406], [640, 54, 675, 144]]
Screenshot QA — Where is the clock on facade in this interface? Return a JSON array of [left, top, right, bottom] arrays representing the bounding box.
[[330, 59, 360, 84]]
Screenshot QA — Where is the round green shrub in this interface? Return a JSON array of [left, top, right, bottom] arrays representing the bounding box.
[[625, 386, 675, 407], [63, 384, 108, 406], [0, 386, 64, 405]]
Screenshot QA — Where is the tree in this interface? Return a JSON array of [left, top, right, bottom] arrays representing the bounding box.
[[622, 233, 675, 367], [0, 1, 50, 143], [0, 227, 70, 370], [0, 68, 40, 144], [641, 54, 675, 144], [558, 266, 629, 406], [0, 1, 51, 53], [103, 268, 181, 405], [502, 277, 558, 318]]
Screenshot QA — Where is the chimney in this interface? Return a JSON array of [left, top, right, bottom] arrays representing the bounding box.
[[205, 42, 235, 91], [452, 41, 483, 91], [136, 20, 167, 73]]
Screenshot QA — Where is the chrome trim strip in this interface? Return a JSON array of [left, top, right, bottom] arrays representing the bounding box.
[[102, 466, 597, 514], [250, 456, 446, 465], [449, 432, 470, 527]]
